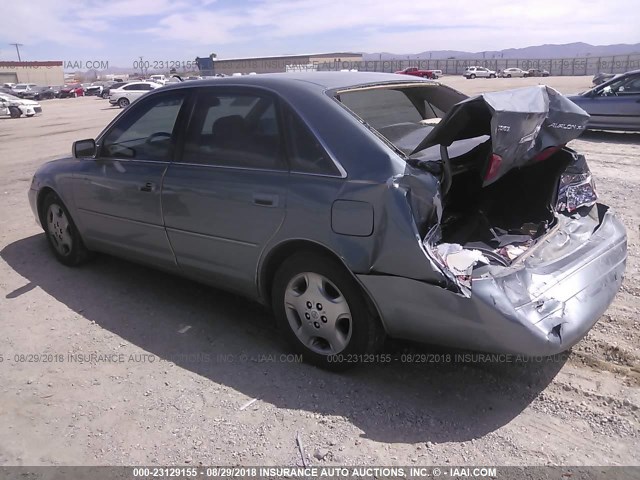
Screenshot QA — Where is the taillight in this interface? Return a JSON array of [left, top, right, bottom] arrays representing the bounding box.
[[485, 154, 502, 181], [533, 145, 564, 162]]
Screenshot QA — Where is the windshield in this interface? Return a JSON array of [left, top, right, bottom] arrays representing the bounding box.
[[336, 84, 466, 154]]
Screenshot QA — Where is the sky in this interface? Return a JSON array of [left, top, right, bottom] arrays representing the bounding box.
[[1, 0, 639, 67]]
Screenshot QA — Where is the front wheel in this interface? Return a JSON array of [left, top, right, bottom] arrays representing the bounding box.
[[470, 74, 476, 79], [101, 91, 109, 99], [42, 191, 92, 266], [8, 106, 21, 118], [272, 253, 383, 370], [118, 97, 130, 108], [490, 74, 496, 78]]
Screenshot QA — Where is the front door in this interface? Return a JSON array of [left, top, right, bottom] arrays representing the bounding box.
[[162, 87, 288, 297], [587, 73, 640, 129], [73, 89, 189, 268]]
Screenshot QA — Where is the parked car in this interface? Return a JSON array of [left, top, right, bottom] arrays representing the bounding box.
[[527, 68, 550, 77], [0, 87, 15, 95], [21, 86, 57, 100], [100, 81, 127, 99], [108, 81, 160, 107], [85, 82, 106, 96], [3, 82, 16, 88], [500, 67, 527, 78], [59, 84, 85, 98], [0, 92, 42, 118], [28, 73, 626, 370], [592, 72, 618, 86], [11, 83, 38, 97], [567, 69, 640, 131], [463, 66, 496, 79], [395, 67, 436, 79], [149, 74, 166, 85]]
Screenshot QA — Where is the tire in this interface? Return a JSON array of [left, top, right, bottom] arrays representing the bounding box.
[[72, 91, 77, 98], [41, 191, 92, 267], [101, 91, 109, 99], [490, 74, 496, 78], [470, 74, 476, 79], [118, 97, 130, 108], [9, 106, 21, 118], [272, 252, 384, 371], [506, 74, 511, 78]]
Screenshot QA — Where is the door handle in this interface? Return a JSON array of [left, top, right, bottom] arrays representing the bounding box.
[[252, 193, 279, 207], [139, 181, 156, 192]]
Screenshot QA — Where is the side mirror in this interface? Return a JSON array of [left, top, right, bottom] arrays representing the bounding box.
[[73, 138, 97, 158]]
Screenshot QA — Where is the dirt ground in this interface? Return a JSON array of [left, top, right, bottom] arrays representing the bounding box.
[[0, 76, 638, 466]]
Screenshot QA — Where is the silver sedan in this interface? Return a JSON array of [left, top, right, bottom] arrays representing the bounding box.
[[29, 73, 626, 369]]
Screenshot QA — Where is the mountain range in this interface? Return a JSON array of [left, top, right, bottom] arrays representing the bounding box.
[[364, 42, 640, 60]]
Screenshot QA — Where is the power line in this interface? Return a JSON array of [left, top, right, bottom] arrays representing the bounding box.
[[9, 43, 23, 61]]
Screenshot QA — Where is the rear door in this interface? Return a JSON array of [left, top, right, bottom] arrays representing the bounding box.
[[123, 82, 154, 102], [162, 87, 288, 297], [73, 89, 189, 268]]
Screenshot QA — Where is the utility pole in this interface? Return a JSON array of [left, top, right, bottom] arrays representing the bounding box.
[[9, 43, 23, 61]]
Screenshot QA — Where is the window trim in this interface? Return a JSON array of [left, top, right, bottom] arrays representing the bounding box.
[[96, 89, 191, 163]]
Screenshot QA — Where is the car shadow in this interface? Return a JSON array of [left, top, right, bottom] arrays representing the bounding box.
[[578, 130, 640, 145], [1, 234, 565, 444]]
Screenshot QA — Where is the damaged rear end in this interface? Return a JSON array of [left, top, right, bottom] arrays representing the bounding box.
[[343, 84, 627, 356]]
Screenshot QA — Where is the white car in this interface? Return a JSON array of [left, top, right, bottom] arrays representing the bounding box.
[[149, 74, 166, 85], [501, 67, 528, 78], [3, 82, 16, 88], [0, 92, 42, 118], [432, 69, 443, 78], [463, 66, 496, 79], [108, 81, 160, 108], [12, 83, 38, 95]]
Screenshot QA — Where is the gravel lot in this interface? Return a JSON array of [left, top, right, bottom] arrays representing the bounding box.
[[0, 76, 638, 466]]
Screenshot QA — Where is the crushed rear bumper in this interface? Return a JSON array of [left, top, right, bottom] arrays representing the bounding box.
[[358, 207, 626, 356]]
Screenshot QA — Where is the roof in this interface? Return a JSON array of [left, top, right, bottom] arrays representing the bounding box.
[[0, 61, 62, 67], [165, 72, 432, 93], [203, 52, 363, 62]]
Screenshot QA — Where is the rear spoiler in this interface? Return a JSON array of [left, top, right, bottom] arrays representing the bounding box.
[[411, 86, 590, 185]]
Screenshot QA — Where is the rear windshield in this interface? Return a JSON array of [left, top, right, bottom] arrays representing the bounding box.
[[336, 84, 465, 154]]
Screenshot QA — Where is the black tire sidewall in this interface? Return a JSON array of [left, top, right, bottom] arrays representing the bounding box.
[[9, 106, 21, 118], [42, 191, 90, 267], [272, 253, 381, 370]]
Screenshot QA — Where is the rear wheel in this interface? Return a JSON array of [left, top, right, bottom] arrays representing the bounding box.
[[272, 252, 383, 370], [470, 74, 476, 79], [42, 191, 91, 267], [118, 97, 130, 108], [8, 106, 21, 118]]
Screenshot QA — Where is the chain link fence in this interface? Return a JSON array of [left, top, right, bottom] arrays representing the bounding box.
[[312, 54, 640, 76]]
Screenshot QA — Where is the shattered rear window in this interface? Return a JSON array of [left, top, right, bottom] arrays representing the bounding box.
[[336, 84, 466, 153]]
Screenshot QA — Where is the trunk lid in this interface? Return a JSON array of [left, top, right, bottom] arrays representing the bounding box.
[[411, 85, 590, 186]]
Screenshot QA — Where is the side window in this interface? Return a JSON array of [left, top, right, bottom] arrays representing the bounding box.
[[123, 84, 137, 90], [140, 83, 153, 91], [181, 90, 284, 170], [283, 105, 340, 176], [101, 91, 186, 161], [619, 76, 640, 94]]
